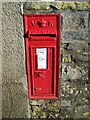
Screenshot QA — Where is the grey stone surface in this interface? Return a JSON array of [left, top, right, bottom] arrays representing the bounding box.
[[74, 105, 90, 118], [62, 11, 88, 31], [2, 83, 30, 118], [62, 64, 83, 80], [2, 3, 26, 83], [0, 2, 2, 119], [2, 2, 30, 118], [61, 100, 71, 107], [61, 30, 88, 42]]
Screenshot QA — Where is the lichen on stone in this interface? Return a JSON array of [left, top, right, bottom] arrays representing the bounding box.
[[23, 2, 90, 12], [75, 2, 90, 10]]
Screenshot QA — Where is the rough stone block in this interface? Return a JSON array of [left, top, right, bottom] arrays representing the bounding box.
[[61, 41, 88, 64], [62, 11, 88, 31], [61, 30, 88, 42], [2, 2, 26, 84], [62, 64, 87, 80], [74, 105, 90, 118], [2, 2, 30, 118], [2, 83, 30, 118]]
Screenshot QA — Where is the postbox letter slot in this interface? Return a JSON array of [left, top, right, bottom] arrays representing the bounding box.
[[29, 35, 56, 41]]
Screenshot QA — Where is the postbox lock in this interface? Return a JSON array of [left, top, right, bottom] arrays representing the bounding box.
[[34, 71, 45, 78], [38, 19, 46, 27]]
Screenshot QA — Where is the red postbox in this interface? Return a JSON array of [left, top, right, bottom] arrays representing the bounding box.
[[24, 14, 60, 99]]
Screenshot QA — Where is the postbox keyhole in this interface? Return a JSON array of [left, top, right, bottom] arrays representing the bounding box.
[[34, 72, 45, 78], [38, 72, 41, 77]]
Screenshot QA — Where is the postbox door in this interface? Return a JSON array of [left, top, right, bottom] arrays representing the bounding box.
[[24, 14, 60, 99], [31, 47, 55, 95]]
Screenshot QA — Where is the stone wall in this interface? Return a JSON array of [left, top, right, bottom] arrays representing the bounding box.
[[2, 2, 30, 118], [1, 1, 90, 119]]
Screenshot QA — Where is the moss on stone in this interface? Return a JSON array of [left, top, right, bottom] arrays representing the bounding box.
[[40, 111, 47, 118], [40, 2, 51, 10], [46, 101, 61, 112], [75, 2, 90, 10], [61, 2, 77, 10], [50, 2, 63, 9], [33, 106, 41, 118], [23, 2, 90, 12], [24, 2, 51, 10], [83, 112, 90, 117], [63, 56, 71, 63]]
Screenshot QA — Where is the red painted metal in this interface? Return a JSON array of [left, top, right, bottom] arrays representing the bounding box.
[[24, 14, 60, 99]]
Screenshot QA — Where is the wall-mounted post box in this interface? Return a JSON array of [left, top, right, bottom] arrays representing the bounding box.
[[24, 14, 60, 99]]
